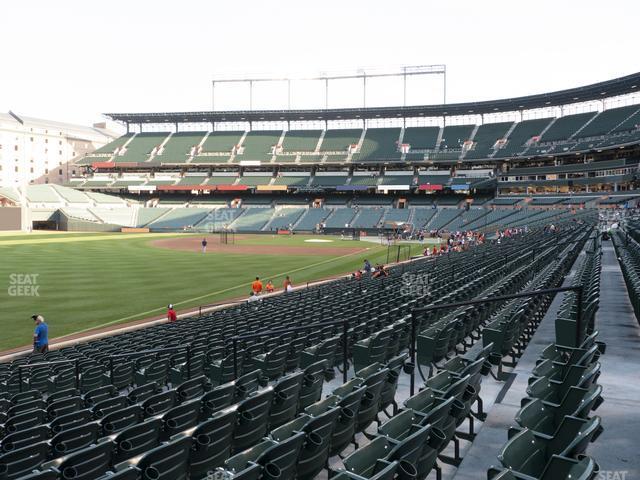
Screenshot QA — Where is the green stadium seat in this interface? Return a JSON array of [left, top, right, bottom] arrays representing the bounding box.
[[491, 416, 602, 479], [268, 372, 303, 429], [0, 442, 50, 480], [515, 384, 603, 436], [135, 359, 170, 387], [100, 405, 144, 435], [252, 345, 288, 381], [300, 336, 340, 370], [116, 436, 192, 480], [232, 388, 274, 454], [225, 432, 305, 480], [331, 460, 398, 480], [175, 375, 211, 402], [0, 425, 49, 453], [378, 410, 444, 480], [110, 419, 162, 464], [41, 441, 114, 480], [353, 328, 392, 373], [208, 353, 242, 386], [161, 399, 202, 438], [127, 383, 161, 405], [141, 391, 176, 417], [50, 422, 100, 457], [201, 382, 236, 417], [298, 360, 329, 412], [488, 454, 597, 480], [179, 407, 237, 479]]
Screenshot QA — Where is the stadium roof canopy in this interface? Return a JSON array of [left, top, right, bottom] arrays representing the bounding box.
[[105, 72, 640, 125]]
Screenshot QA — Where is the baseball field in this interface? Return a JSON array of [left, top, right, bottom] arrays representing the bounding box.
[[0, 231, 432, 353]]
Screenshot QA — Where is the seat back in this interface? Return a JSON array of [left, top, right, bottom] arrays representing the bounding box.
[[269, 372, 304, 428], [51, 422, 100, 457], [256, 432, 306, 480], [0, 442, 50, 480], [162, 399, 202, 438], [233, 388, 275, 453], [202, 382, 236, 417], [185, 406, 237, 480], [295, 407, 341, 480], [298, 361, 328, 411], [133, 437, 192, 480], [47, 441, 115, 480], [101, 405, 144, 435], [112, 418, 163, 464]]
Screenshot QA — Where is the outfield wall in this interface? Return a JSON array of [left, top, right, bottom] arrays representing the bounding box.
[[0, 207, 21, 230]]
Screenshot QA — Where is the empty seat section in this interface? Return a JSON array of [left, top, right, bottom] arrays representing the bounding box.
[[153, 132, 207, 163], [311, 174, 349, 187], [465, 122, 513, 159], [439, 124, 474, 150], [147, 208, 211, 230], [232, 208, 274, 231], [352, 128, 401, 162], [540, 112, 597, 143], [575, 104, 640, 138], [351, 208, 384, 228], [92, 133, 134, 155], [268, 209, 305, 230], [192, 131, 244, 163], [427, 209, 461, 230], [295, 209, 331, 230], [494, 118, 553, 158], [272, 175, 310, 187], [235, 131, 282, 162], [279, 130, 322, 162], [237, 175, 272, 187], [115, 133, 169, 163], [319, 129, 362, 162], [324, 208, 357, 228]]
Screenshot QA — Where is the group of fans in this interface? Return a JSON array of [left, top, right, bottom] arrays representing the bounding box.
[[422, 230, 487, 256]]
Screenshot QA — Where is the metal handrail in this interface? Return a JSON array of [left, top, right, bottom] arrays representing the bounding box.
[[408, 284, 584, 395]]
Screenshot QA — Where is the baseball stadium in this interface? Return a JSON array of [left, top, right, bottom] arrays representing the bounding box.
[[0, 2, 639, 480]]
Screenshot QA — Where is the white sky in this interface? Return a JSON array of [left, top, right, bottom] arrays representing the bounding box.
[[1, 0, 639, 127]]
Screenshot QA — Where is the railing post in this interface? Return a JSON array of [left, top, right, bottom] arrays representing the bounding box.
[[342, 320, 348, 383], [232, 338, 238, 380], [75, 359, 80, 390], [186, 345, 192, 380], [18, 367, 23, 393], [575, 285, 584, 347], [410, 311, 417, 396], [109, 358, 114, 385], [199, 306, 202, 318]]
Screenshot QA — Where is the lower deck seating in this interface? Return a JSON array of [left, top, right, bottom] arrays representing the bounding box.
[[0, 222, 610, 480]]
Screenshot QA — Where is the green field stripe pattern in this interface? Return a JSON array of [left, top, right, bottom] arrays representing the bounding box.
[[0, 233, 426, 351]]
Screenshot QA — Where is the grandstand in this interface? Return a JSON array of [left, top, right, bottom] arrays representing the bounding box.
[[2, 63, 640, 480]]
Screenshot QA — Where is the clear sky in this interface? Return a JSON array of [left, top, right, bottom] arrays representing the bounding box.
[[1, 0, 639, 126]]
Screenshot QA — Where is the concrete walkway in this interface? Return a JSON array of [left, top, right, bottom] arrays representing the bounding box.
[[587, 244, 640, 478], [454, 244, 640, 479], [452, 253, 580, 480]]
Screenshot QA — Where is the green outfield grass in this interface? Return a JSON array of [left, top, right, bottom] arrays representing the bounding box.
[[0, 232, 432, 352]]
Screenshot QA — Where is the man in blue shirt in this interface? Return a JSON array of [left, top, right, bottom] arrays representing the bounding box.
[[32, 315, 49, 353]]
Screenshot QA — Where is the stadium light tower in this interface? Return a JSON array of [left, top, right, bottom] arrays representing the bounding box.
[[211, 64, 447, 112]]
